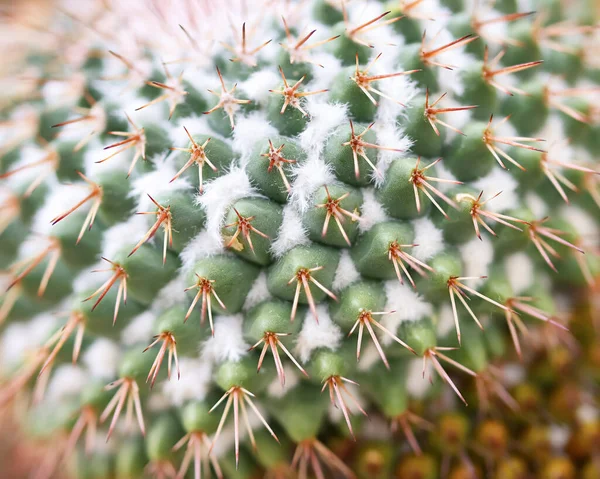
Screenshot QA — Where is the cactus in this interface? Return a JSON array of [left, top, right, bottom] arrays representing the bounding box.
[[1, 0, 600, 478]]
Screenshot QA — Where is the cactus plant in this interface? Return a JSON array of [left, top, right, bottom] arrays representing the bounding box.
[[1, 0, 600, 478]]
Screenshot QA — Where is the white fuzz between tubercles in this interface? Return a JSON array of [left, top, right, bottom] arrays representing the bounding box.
[[170, 116, 216, 145], [0, 314, 58, 371], [358, 188, 389, 232], [430, 29, 475, 96], [82, 339, 122, 379], [101, 214, 150, 259], [460, 236, 494, 287], [121, 311, 155, 346], [45, 364, 88, 403], [332, 250, 361, 291], [431, 159, 459, 193], [180, 231, 225, 273], [162, 358, 213, 406], [288, 152, 336, 212], [295, 306, 342, 363], [504, 252, 535, 295], [239, 69, 282, 106], [381, 281, 433, 344], [328, 381, 366, 420], [473, 168, 519, 213], [373, 123, 413, 184], [357, 343, 382, 372], [201, 315, 248, 363], [561, 206, 600, 247], [243, 272, 272, 311], [406, 358, 434, 398], [412, 217, 444, 261], [152, 274, 188, 310], [10, 144, 57, 191], [298, 100, 349, 153], [437, 303, 458, 338], [308, 52, 343, 92], [41, 73, 86, 108], [267, 366, 300, 398], [525, 192, 548, 218], [502, 363, 526, 387], [196, 167, 258, 252], [130, 158, 192, 210], [271, 205, 310, 258], [32, 182, 89, 236], [232, 112, 278, 160], [84, 139, 129, 176]]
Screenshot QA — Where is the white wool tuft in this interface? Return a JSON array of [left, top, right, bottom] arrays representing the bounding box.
[[101, 214, 149, 259], [576, 404, 599, 424], [239, 69, 281, 106], [431, 159, 459, 193], [84, 139, 129, 176], [82, 339, 122, 379], [356, 342, 381, 372], [298, 100, 348, 153], [412, 218, 444, 261], [266, 366, 300, 398], [45, 364, 88, 402], [472, 169, 519, 213], [435, 94, 473, 142], [561, 206, 600, 247], [358, 188, 388, 232], [162, 358, 213, 406], [437, 304, 457, 338], [549, 425, 570, 451], [502, 363, 526, 387], [373, 123, 413, 184], [147, 392, 172, 412], [170, 116, 216, 145], [152, 273, 188, 310], [122, 93, 169, 127], [0, 314, 58, 370], [9, 145, 57, 191], [332, 250, 361, 291], [243, 272, 271, 310], [371, 124, 413, 186], [475, 7, 510, 46], [232, 112, 278, 159], [525, 192, 548, 218], [504, 252, 535, 295], [381, 281, 433, 345], [406, 358, 433, 398], [130, 157, 192, 210], [308, 52, 343, 92], [121, 311, 155, 346], [201, 315, 248, 363], [294, 306, 342, 363], [288, 152, 335, 212], [270, 205, 310, 257], [179, 230, 225, 273], [197, 167, 258, 248], [459, 236, 494, 287], [328, 381, 366, 421]]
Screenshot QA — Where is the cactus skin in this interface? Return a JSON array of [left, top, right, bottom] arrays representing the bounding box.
[[1, 1, 599, 478]]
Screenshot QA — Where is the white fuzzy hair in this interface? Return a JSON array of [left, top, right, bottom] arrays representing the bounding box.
[[502, 363, 526, 387], [0, 314, 58, 371], [294, 306, 342, 363], [373, 122, 413, 184], [412, 217, 444, 261], [201, 315, 248, 363], [243, 272, 272, 311], [84, 139, 129, 176], [31, 181, 89, 236], [504, 252, 535, 295], [356, 342, 382, 372], [179, 230, 225, 273], [459, 236, 494, 287], [266, 365, 300, 398], [380, 281, 433, 345], [45, 364, 88, 402], [130, 157, 192, 210], [233, 112, 278, 160], [358, 188, 389, 232], [437, 303, 458, 338], [332, 250, 361, 291], [101, 214, 149, 259], [561, 206, 600, 248], [270, 204, 310, 258], [194, 167, 258, 258], [239, 69, 282, 107], [151, 273, 188, 310], [41, 73, 86, 108], [406, 357, 433, 398], [170, 116, 217, 145], [288, 152, 336, 213], [308, 52, 343, 92], [9, 144, 57, 192], [162, 357, 213, 406], [82, 338, 122, 379], [298, 100, 349, 153], [472, 169, 519, 213], [525, 192, 548, 218], [120, 311, 155, 346]]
